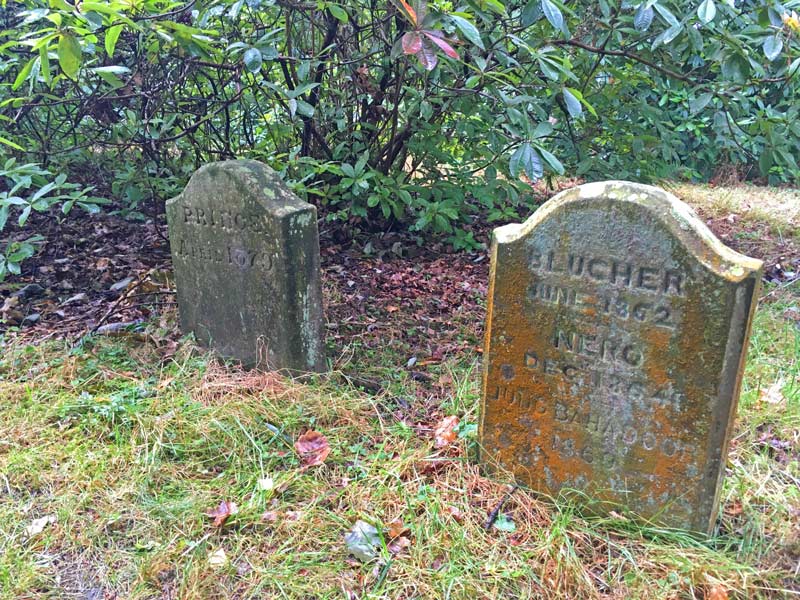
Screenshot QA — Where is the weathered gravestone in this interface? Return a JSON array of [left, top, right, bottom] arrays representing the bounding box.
[[479, 181, 762, 533], [166, 160, 325, 372]]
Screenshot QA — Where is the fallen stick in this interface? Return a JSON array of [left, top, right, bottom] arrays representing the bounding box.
[[483, 484, 519, 530]]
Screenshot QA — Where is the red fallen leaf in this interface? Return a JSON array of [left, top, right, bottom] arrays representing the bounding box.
[[434, 415, 459, 448], [294, 430, 331, 467], [208, 500, 238, 527]]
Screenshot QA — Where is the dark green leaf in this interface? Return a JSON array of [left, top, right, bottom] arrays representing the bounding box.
[[450, 15, 484, 51], [634, 4, 654, 32], [541, 0, 563, 31], [762, 36, 783, 62], [510, 143, 543, 181], [689, 92, 713, 114], [521, 0, 542, 26], [721, 54, 750, 83], [563, 87, 582, 118], [537, 145, 564, 175], [243, 47, 262, 73]]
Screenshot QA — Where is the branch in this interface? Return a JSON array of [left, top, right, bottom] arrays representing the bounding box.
[[551, 38, 692, 82]]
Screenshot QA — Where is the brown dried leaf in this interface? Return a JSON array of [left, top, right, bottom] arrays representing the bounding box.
[[207, 500, 238, 527], [262, 511, 279, 523], [446, 505, 464, 523], [434, 415, 459, 448], [388, 535, 411, 555], [387, 519, 407, 539], [706, 583, 729, 600], [295, 430, 331, 467]]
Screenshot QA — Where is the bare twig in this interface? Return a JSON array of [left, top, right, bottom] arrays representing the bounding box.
[[483, 484, 519, 530]]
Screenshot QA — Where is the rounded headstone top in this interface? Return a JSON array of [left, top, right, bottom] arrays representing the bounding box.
[[493, 181, 762, 282], [166, 159, 313, 217]]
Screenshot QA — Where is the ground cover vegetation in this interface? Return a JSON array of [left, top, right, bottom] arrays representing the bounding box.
[[0, 184, 798, 599], [0, 257, 797, 599], [1, 0, 800, 277]]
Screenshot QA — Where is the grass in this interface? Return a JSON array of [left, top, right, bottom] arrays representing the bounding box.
[[664, 182, 800, 239], [0, 282, 798, 600]]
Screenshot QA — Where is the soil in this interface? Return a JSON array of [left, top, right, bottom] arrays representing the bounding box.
[[1, 187, 798, 360]]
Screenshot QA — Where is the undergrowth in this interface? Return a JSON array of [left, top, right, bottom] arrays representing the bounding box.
[[0, 287, 797, 599]]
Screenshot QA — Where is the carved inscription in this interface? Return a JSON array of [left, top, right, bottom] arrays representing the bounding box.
[[487, 245, 695, 495], [480, 181, 763, 532], [182, 204, 271, 234], [175, 238, 274, 271], [165, 160, 326, 372]]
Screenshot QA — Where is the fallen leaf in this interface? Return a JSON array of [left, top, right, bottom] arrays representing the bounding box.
[[1, 296, 20, 314], [207, 500, 238, 528], [345, 520, 382, 562], [724, 500, 743, 518], [759, 380, 786, 406], [706, 583, 729, 600], [446, 505, 464, 523], [262, 511, 279, 523], [63, 293, 87, 305], [294, 430, 331, 467], [208, 547, 228, 567], [434, 415, 459, 448], [110, 276, 134, 292], [387, 519, 407, 539], [388, 535, 411, 555], [25, 515, 56, 538]]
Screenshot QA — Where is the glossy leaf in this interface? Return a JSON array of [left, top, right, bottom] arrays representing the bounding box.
[[510, 143, 544, 181], [697, 0, 716, 24], [634, 4, 654, 32], [423, 31, 459, 59], [450, 15, 484, 50], [105, 24, 123, 58], [563, 87, 582, 118], [541, 0, 563, 31], [402, 31, 422, 55], [243, 47, 262, 72], [57, 33, 81, 79], [762, 36, 783, 62]]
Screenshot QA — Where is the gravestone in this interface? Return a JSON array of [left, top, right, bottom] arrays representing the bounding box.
[[166, 160, 325, 372], [479, 181, 762, 533]]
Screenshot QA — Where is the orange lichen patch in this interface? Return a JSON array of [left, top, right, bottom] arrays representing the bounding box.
[[479, 182, 762, 534]]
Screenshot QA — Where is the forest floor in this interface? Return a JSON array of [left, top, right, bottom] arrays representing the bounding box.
[[0, 182, 798, 599]]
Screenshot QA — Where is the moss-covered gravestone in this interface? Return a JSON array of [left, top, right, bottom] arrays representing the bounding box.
[[166, 160, 325, 372], [480, 181, 762, 533]]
